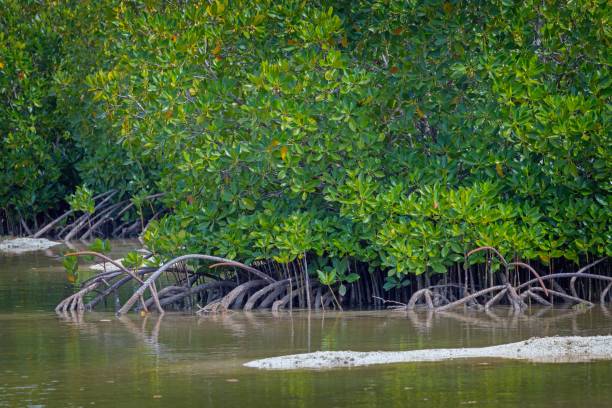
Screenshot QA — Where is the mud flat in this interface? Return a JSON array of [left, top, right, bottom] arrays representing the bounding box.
[[245, 336, 612, 370], [0, 237, 61, 254]]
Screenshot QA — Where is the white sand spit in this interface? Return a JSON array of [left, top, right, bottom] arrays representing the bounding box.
[[245, 336, 612, 370], [0, 237, 61, 254]]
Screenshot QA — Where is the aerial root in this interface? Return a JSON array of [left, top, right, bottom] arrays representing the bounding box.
[[55, 281, 100, 313], [271, 283, 319, 313], [56, 247, 609, 315], [33, 191, 166, 240], [244, 279, 291, 311]]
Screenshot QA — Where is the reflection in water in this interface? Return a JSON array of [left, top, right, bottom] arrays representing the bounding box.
[[2, 243, 612, 407], [57, 306, 612, 361], [1, 308, 612, 407]]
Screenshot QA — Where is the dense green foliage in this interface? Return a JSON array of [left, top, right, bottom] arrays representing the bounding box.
[[2, 1, 610, 285], [0, 1, 74, 216]]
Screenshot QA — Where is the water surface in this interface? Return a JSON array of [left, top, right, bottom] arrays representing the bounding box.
[[1, 241, 611, 407]]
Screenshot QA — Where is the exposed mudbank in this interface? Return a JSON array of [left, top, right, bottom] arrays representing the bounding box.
[[245, 336, 612, 369], [0, 237, 61, 254]]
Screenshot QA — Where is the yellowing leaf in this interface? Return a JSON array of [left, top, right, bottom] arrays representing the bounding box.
[[215, 0, 225, 14], [0, 61, 4, 69], [253, 14, 265, 25], [443, 2, 453, 14], [212, 42, 222, 55], [280, 146, 288, 161], [416, 107, 425, 119], [495, 162, 504, 177], [340, 35, 348, 47]]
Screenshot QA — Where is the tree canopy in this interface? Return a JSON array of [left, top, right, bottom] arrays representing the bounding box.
[[1, 0, 610, 287]]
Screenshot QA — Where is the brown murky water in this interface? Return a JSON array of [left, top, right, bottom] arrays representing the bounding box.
[[1, 241, 611, 407]]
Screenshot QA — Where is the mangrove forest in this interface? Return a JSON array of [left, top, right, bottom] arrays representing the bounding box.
[[1, 0, 610, 314]]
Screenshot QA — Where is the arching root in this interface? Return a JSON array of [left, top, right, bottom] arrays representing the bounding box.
[[271, 283, 317, 313], [55, 281, 100, 313], [192, 280, 268, 315], [244, 279, 291, 311]]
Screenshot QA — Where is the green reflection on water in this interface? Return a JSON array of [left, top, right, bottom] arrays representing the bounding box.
[[1, 242, 612, 407]]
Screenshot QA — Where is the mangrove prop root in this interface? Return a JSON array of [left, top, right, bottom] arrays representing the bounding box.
[[244, 279, 291, 311], [81, 201, 128, 240], [506, 262, 548, 296], [86, 274, 131, 310], [220, 280, 267, 310], [33, 209, 74, 238], [118, 254, 274, 315], [208, 261, 276, 282], [62, 251, 166, 314], [407, 289, 435, 310], [56, 281, 100, 313], [64, 191, 118, 241], [154, 281, 236, 309], [521, 290, 552, 307], [467, 246, 508, 266], [485, 288, 508, 310], [259, 285, 291, 309], [506, 284, 527, 312], [569, 257, 608, 298], [529, 287, 594, 307], [372, 296, 408, 310], [517, 272, 612, 291], [34, 190, 116, 238], [435, 285, 507, 312], [467, 247, 547, 295], [601, 282, 612, 305], [55, 245, 610, 314], [271, 283, 317, 313]]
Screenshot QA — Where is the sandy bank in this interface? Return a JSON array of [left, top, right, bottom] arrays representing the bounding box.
[[245, 336, 612, 369], [0, 237, 61, 254]]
